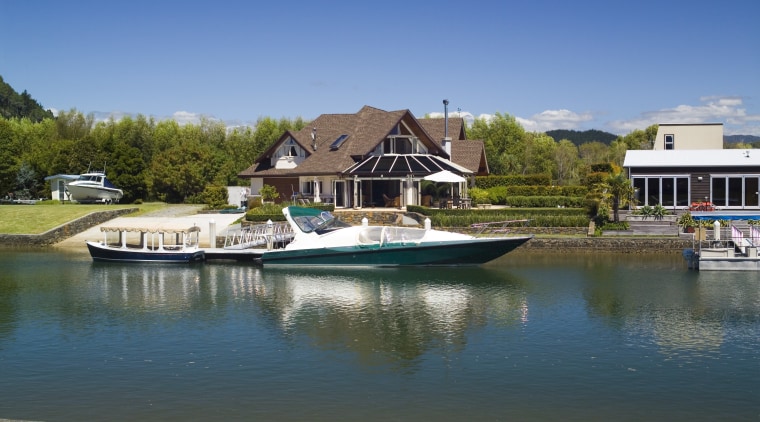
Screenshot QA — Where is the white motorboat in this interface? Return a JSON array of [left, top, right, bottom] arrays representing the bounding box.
[[259, 206, 533, 267], [66, 172, 123, 203]]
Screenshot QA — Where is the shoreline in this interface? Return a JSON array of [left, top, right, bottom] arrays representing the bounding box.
[[0, 208, 693, 254]]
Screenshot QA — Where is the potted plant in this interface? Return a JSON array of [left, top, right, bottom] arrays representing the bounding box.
[[677, 211, 696, 233]]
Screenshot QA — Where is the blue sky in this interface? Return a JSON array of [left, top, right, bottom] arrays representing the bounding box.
[[2, 0, 758, 136]]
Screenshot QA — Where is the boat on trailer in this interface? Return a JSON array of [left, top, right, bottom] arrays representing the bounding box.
[[66, 172, 123, 203], [683, 211, 760, 270], [258, 206, 533, 267], [86, 225, 204, 263]]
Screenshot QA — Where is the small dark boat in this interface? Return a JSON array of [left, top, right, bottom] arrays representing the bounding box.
[[85, 225, 204, 263]]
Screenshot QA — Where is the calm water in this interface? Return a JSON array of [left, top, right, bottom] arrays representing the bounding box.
[[0, 250, 758, 421]]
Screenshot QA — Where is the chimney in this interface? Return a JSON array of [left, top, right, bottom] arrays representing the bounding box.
[[442, 99, 451, 157]]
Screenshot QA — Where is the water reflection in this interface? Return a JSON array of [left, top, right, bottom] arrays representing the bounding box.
[[233, 266, 530, 368], [2, 252, 759, 370]]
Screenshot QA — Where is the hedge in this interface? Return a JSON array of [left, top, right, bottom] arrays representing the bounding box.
[[475, 174, 552, 189]]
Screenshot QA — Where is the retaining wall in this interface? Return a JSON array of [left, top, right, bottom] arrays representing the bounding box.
[[0, 208, 138, 247]]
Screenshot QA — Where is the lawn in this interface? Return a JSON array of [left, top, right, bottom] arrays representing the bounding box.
[[0, 202, 170, 234]]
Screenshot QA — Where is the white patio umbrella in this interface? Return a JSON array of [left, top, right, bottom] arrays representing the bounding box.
[[423, 170, 466, 183], [423, 170, 467, 200], [313, 179, 321, 203]]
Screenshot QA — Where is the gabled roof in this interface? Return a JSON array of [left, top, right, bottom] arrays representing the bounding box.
[[239, 106, 451, 178], [417, 117, 489, 175], [418, 117, 467, 141], [451, 139, 489, 175]]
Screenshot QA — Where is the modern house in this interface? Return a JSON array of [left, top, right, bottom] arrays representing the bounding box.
[[238, 105, 488, 208], [624, 123, 760, 210]]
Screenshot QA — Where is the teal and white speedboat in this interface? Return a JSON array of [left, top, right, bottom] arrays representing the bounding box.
[[259, 206, 532, 267]]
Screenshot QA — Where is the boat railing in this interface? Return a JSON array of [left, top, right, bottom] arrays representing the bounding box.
[[223, 221, 293, 250], [470, 219, 530, 236]]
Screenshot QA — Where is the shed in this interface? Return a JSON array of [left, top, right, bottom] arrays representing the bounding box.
[[43, 174, 79, 202]]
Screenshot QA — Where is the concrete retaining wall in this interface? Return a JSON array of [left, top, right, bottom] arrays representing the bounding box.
[[0, 208, 138, 247]]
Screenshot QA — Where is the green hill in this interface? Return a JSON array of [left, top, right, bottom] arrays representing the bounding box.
[[546, 129, 617, 146], [0, 75, 54, 122]]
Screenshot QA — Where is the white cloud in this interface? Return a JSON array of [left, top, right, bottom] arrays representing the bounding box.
[[517, 109, 593, 132], [609, 96, 760, 136], [171, 111, 203, 125], [426, 108, 593, 133]]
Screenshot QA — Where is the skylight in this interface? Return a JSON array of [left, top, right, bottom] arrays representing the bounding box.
[[330, 134, 349, 150]]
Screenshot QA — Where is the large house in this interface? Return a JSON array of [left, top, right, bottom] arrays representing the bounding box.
[[238, 105, 488, 208], [624, 123, 760, 210]]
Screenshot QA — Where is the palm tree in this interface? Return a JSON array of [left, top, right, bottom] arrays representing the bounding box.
[[606, 170, 635, 223]]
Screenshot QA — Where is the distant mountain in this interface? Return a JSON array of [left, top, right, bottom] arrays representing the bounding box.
[[546, 129, 617, 146], [0, 75, 54, 122], [724, 134, 760, 144]]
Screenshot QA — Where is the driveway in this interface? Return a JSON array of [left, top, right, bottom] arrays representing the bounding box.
[[54, 205, 246, 250]]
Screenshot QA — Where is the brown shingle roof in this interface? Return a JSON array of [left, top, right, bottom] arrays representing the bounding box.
[[239, 106, 479, 178], [418, 117, 467, 141]]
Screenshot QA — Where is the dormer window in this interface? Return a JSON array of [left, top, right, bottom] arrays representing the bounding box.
[[665, 134, 674, 150], [276, 138, 304, 158], [382, 136, 422, 154]]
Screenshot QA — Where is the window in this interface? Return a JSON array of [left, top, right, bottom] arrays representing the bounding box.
[[632, 176, 689, 206], [664, 134, 674, 150], [382, 136, 415, 154], [330, 134, 349, 150]]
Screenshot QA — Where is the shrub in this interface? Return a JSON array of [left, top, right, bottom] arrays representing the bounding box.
[[469, 187, 490, 205], [259, 184, 279, 202], [201, 185, 229, 209]]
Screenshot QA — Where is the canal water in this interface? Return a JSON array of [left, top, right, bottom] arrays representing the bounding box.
[[0, 250, 757, 421]]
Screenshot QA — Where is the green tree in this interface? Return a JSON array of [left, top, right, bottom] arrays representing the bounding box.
[[252, 117, 283, 158], [150, 141, 214, 203], [55, 109, 94, 141], [109, 143, 148, 203], [606, 169, 635, 223], [523, 132, 556, 176], [468, 112, 527, 175], [554, 139, 579, 184], [578, 141, 610, 166]]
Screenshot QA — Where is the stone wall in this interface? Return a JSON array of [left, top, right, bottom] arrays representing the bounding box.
[[333, 210, 687, 253], [519, 237, 691, 254], [0, 208, 138, 247]]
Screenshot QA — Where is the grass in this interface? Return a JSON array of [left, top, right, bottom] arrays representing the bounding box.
[[0, 202, 175, 234]]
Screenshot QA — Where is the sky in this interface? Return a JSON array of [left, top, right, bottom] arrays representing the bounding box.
[[1, 0, 759, 136]]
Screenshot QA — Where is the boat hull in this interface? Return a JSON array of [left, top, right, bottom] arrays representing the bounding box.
[[260, 236, 531, 267], [86, 241, 204, 263], [67, 184, 123, 203]]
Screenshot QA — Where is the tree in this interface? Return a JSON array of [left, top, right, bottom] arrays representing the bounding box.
[[554, 139, 579, 184], [606, 169, 635, 223], [578, 141, 610, 166], [108, 143, 148, 203], [468, 113, 527, 175], [150, 141, 214, 203]]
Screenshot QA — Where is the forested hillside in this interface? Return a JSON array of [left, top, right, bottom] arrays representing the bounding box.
[[546, 129, 617, 145], [724, 134, 760, 145], [0, 76, 54, 122]]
